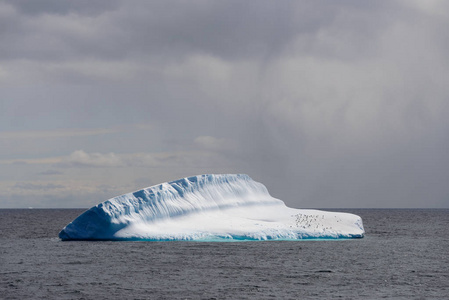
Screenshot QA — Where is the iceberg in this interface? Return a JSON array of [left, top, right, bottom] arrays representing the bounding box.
[[59, 174, 364, 241]]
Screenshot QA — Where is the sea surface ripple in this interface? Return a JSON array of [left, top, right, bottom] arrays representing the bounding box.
[[1, 209, 448, 299]]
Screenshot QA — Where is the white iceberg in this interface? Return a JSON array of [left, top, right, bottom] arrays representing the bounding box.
[[59, 174, 364, 241]]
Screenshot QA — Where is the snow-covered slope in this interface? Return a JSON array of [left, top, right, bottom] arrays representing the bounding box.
[[59, 174, 364, 241]]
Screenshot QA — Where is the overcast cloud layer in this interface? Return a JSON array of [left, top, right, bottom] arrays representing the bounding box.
[[1, 0, 448, 208]]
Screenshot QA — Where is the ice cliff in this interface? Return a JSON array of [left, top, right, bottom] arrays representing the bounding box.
[[59, 174, 364, 241]]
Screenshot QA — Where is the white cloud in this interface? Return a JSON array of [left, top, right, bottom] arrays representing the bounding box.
[[404, 0, 449, 18], [0, 140, 239, 169], [62, 150, 125, 167]]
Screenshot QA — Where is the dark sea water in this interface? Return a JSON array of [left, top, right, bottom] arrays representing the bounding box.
[[1, 209, 448, 299]]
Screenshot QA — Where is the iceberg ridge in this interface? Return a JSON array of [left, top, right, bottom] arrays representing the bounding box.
[[59, 174, 364, 241]]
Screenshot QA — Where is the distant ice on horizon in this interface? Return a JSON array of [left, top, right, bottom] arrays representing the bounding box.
[[59, 174, 365, 241]]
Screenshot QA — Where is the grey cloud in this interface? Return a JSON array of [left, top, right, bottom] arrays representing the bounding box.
[[0, 128, 119, 139], [3, 0, 119, 16], [1, 0, 449, 208], [133, 177, 156, 191], [13, 182, 64, 191], [0, 1, 397, 64], [194, 136, 238, 153], [11, 160, 29, 165], [0, 7, 123, 62], [38, 169, 63, 176]]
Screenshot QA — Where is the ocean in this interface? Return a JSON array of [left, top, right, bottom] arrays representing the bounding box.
[[1, 209, 448, 299]]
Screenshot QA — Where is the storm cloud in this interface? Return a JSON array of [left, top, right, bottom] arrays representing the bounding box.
[[1, 0, 448, 208]]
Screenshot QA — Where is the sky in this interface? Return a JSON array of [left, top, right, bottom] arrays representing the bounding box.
[[1, 0, 448, 208]]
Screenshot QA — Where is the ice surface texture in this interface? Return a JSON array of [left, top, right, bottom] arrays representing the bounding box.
[[59, 174, 364, 241]]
